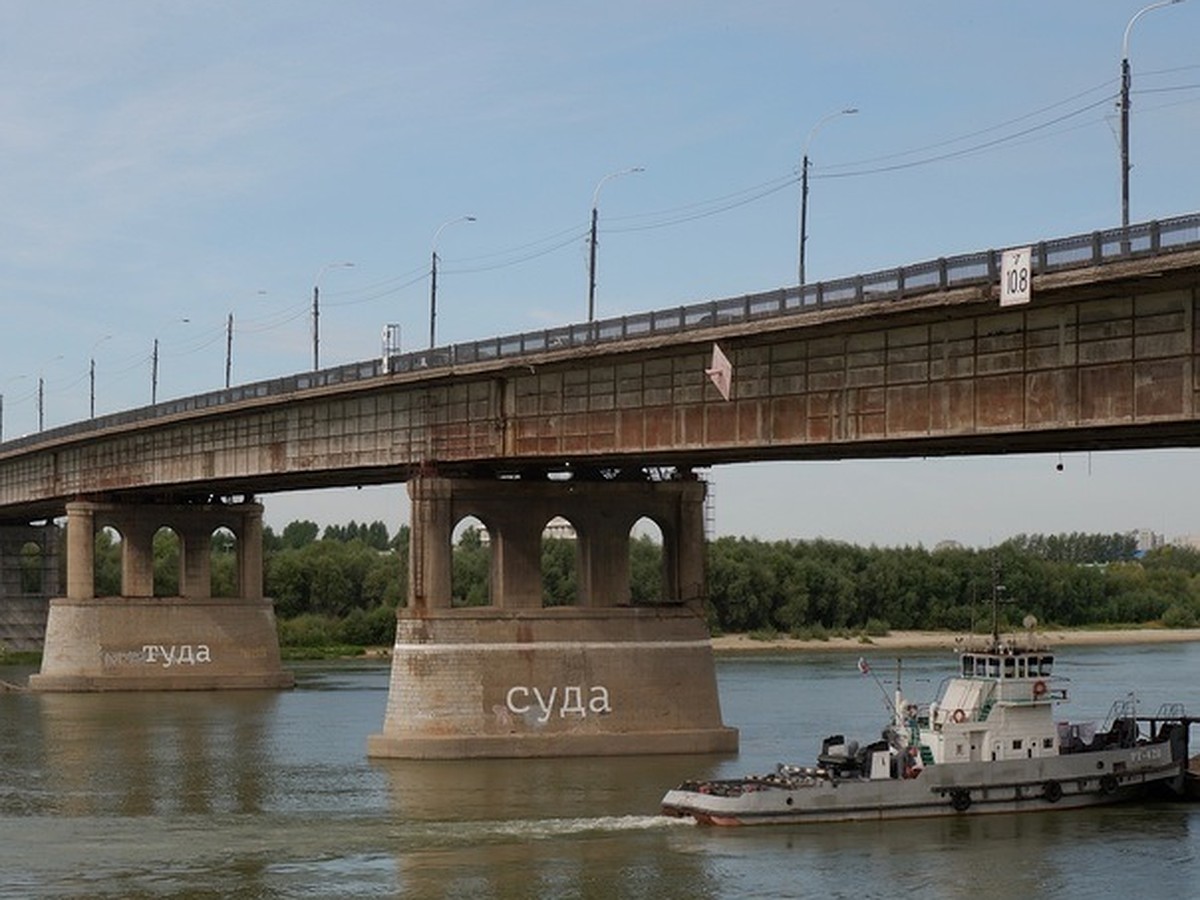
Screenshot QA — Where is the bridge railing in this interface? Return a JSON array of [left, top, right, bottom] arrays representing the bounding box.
[[5, 213, 1199, 455]]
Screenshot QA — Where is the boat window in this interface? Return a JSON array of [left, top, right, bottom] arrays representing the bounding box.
[[962, 656, 975, 676], [1003, 657, 1015, 678], [1016, 658, 1027, 678], [987, 658, 1000, 678], [1039, 656, 1054, 676]]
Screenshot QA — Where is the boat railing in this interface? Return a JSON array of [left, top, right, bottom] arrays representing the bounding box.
[[1103, 697, 1139, 731], [1154, 702, 1188, 719]]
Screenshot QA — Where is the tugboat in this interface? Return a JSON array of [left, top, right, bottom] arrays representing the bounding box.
[[662, 619, 1195, 825]]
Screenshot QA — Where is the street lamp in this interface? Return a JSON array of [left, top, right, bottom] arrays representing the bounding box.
[[151, 320, 190, 405], [89, 334, 111, 418], [312, 261, 355, 371], [429, 215, 476, 349], [798, 107, 857, 287], [587, 167, 644, 324], [1120, 0, 1185, 231], [37, 355, 64, 431], [225, 312, 234, 389], [225, 290, 265, 388]]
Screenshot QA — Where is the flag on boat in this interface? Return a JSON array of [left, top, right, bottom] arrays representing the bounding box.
[[857, 657, 870, 675], [706, 343, 732, 401]]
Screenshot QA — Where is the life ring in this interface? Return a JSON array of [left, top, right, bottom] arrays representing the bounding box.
[[950, 788, 972, 812], [1032, 680, 1048, 698], [951, 708, 967, 724], [1043, 780, 1063, 803]]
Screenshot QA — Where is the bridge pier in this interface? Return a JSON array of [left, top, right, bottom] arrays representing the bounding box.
[[0, 523, 60, 652], [30, 500, 292, 691], [368, 473, 738, 758]]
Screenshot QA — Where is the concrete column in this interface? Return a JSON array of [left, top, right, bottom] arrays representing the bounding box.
[[179, 522, 211, 599], [577, 524, 631, 607], [121, 517, 155, 598], [408, 476, 453, 610], [672, 480, 708, 608], [65, 502, 96, 600], [491, 518, 544, 609], [239, 503, 264, 601]]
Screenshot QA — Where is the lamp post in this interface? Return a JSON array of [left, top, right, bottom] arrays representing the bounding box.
[[89, 334, 111, 418], [429, 215, 475, 349], [798, 107, 857, 287], [37, 355, 63, 431], [312, 261, 355, 371], [225, 312, 234, 388], [151, 320, 191, 405], [1120, 0, 1185, 232], [151, 338, 160, 404], [587, 167, 644, 324]]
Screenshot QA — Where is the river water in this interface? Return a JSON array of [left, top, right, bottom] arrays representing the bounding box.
[[1, 642, 1197, 899]]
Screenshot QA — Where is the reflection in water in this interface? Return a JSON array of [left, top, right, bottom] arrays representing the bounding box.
[[32, 691, 275, 817], [0, 651, 1196, 898], [376, 755, 720, 899]]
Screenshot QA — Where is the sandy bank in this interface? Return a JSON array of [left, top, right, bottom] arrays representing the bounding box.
[[710, 628, 1200, 654]]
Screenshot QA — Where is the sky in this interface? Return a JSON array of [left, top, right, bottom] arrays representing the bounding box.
[[1, 1, 1198, 548]]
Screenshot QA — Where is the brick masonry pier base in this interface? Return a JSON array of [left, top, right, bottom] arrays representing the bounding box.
[[28, 596, 294, 691], [367, 606, 738, 759]]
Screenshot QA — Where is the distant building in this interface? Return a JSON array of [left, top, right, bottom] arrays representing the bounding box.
[[1170, 534, 1200, 551], [472, 515, 577, 546], [543, 516, 577, 541], [1131, 528, 1164, 556]]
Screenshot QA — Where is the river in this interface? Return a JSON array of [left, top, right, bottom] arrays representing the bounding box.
[[1, 642, 1197, 898]]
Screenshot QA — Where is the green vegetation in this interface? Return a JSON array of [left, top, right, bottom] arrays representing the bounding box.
[[76, 522, 1200, 657], [703, 534, 1200, 636]]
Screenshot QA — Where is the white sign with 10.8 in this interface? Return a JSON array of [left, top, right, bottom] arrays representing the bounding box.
[[1000, 246, 1032, 306]]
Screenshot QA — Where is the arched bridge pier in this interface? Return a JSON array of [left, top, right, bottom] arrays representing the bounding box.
[[30, 499, 293, 691], [367, 472, 738, 758], [0, 523, 60, 651]]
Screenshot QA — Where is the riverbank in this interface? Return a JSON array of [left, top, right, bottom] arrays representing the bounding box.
[[711, 627, 1200, 654]]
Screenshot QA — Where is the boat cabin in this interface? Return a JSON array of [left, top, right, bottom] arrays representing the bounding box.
[[921, 643, 1061, 766], [959, 649, 1054, 682]]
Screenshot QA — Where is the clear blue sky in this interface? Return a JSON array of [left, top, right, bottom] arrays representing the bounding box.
[[2, 1, 1198, 547]]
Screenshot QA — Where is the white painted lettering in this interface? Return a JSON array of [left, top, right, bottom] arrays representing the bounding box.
[[560, 686, 586, 717], [589, 686, 612, 715], [196, 645, 212, 664], [505, 684, 613, 721], [506, 686, 531, 714], [532, 687, 558, 724]]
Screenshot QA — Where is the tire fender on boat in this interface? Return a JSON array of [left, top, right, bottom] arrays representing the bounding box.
[[1099, 774, 1118, 795], [951, 708, 967, 724], [950, 788, 971, 812], [1043, 780, 1063, 803]]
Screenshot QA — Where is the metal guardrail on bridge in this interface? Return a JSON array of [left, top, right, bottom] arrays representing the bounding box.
[[5, 213, 1199, 454]]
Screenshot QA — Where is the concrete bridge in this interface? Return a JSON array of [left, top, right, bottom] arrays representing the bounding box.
[[2, 213, 1198, 757]]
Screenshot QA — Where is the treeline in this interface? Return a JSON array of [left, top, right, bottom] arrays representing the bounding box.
[[91, 522, 1200, 650], [705, 534, 1200, 637]]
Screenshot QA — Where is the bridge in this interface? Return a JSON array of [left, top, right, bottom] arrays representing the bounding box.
[[2, 213, 1199, 757]]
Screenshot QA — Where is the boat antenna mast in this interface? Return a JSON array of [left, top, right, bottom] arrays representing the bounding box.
[[989, 556, 1013, 651]]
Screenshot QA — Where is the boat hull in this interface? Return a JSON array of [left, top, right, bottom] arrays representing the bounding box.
[[662, 743, 1182, 826]]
